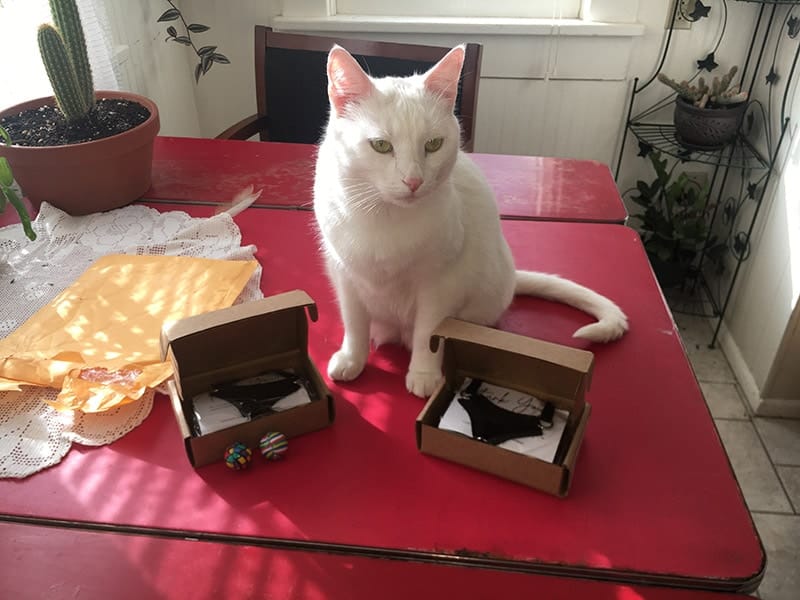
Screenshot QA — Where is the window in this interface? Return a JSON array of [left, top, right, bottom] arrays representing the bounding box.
[[335, 1, 582, 19], [0, 0, 120, 112]]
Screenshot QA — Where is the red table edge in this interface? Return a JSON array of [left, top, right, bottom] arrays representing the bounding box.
[[498, 213, 629, 224], [2, 519, 758, 600], [139, 198, 630, 224], [7, 198, 631, 224], [0, 513, 764, 594]]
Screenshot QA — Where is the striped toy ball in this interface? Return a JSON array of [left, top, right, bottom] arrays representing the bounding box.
[[259, 432, 288, 461], [224, 442, 252, 470]]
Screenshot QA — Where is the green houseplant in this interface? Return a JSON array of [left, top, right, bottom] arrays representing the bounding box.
[[0, 126, 35, 240], [158, 1, 230, 82], [0, 0, 159, 216], [630, 151, 721, 288], [658, 66, 749, 149]]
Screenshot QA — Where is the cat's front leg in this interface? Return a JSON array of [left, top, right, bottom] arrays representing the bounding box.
[[328, 272, 371, 382], [406, 292, 453, 397]]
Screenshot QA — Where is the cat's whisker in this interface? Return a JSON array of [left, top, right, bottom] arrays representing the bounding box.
[[342, 182, 383, 210], [349, 194, 382, 214], [340, 182, 376, 194], [341, 184, 375, 196], [343, 183, 376, 197]]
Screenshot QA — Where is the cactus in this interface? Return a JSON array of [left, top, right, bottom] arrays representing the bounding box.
[[37, 0, 95, 122], [49, 0, 94, 109], [658, 66, 747, 109]]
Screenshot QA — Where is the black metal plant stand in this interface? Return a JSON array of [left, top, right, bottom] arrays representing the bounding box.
[[615, 0, 800, 347]]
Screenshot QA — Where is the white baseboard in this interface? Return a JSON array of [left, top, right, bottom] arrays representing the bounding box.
[[753, 397, 800, 418], [717, 320, 800, 418], [716, 320, 762, 412]]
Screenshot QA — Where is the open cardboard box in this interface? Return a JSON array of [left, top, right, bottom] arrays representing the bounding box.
[[416, 318, 594, 497], [161, 289, 334, 467]]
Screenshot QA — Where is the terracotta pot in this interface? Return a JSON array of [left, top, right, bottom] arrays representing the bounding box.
[[0, 91, 159, 216], [673, 97, 747, 150]]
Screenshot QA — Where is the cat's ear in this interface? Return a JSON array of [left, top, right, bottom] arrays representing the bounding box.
[[423, 45, 465, 109], [327, 45, 373, 115]]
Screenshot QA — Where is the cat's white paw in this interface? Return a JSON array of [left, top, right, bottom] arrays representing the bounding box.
[[573, 307, 629, 343], [405, 369, 443, 398], [328, 350, 366, 381]]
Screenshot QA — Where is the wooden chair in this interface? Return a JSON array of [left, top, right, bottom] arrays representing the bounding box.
[[217, 26, 482, 151]]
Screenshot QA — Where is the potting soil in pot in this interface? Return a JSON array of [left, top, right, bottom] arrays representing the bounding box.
[[0, 98, 150, 146]]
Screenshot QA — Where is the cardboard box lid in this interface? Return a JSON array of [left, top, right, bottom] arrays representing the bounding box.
[[430, 318, 594, 402], [160, 289, 318, 375]]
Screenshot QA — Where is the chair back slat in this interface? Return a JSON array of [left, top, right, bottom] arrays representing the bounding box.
[[255, 27, 482, 149]]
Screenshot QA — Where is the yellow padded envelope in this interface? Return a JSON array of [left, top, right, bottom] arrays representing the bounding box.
[[0, 254, 258, 412]]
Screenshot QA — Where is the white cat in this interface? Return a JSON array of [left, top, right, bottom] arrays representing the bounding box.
[[313, 44, 628, 398]]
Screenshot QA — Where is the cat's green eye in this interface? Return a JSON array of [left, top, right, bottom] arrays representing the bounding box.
[[425, 137, 444, 153], [370, 139, 393, 154]]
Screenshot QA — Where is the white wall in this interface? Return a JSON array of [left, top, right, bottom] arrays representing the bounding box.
[[106, 0, 202, 137], [721, 31, 800, 415], [167, 0, 282, 138], [107, 0, 283, 136]]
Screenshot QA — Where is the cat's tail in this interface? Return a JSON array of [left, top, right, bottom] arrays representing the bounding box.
[[214, 184, 262, 217], [514, 270, 628, 343]]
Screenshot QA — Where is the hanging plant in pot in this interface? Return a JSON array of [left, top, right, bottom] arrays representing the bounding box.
[[0, 0, 159, 216], [657, 66, 748, 150]]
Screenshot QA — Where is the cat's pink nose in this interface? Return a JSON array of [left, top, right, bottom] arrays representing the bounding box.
[[403, 177, 423, 192]]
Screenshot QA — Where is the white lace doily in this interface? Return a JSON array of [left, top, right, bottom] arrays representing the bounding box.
[[0, 202, 263, 478]]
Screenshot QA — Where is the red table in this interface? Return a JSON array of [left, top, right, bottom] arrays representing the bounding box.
[[145, 136, 628, 223], [0, 137, 627, 227], [0, 206, 763, 593], [1, 520, 754, 600], [148, 137, 317, 210], [472, 152, 627, 222]]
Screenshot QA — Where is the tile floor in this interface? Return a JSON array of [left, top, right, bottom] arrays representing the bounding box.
[[674, 314, 800, 600]]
